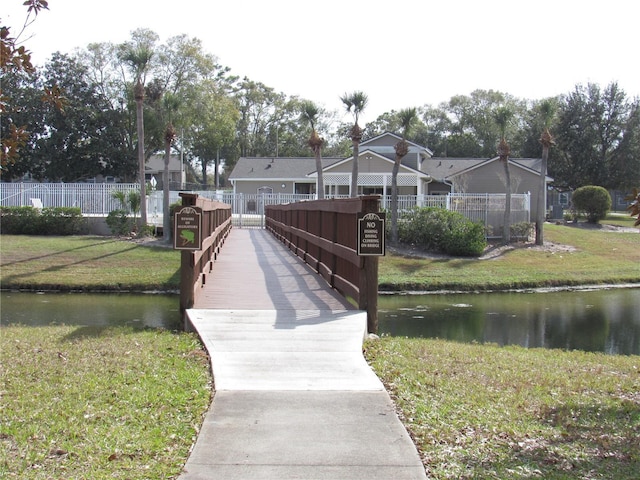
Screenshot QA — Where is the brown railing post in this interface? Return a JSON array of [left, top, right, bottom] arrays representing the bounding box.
[[359, 196, 380, 334], [178, 193, 232, 325], [179, 193, 198, 314]]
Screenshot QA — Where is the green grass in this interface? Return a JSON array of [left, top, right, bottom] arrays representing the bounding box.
[[0, 236, 180, 291], [0, 325, 212, 480], [380, 223, 640, 291], [1, 228, 638, 478], [365, 337, 640, 479]]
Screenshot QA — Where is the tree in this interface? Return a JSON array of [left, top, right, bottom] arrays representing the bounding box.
[[571, 185, 611, 223], [119, 29, 158, 228], [340, 91, 368, 197], [444, 90, 527, 158], [2, 53, 132, 181], [535, 99, 556, 245], [300, 101, 325, 199], [552, 82, 639, 190], [0, 0, 57, 172], [391, 108, 418, 243], [626, 188, 640, 231], [494, 106, 514, 243], [189, 80, 239, 188]]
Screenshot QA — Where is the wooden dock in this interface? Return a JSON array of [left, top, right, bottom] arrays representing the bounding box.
[[193, 228, 355, 312]]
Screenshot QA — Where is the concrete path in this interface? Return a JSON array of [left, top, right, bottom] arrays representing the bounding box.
[[178, 230, 426, 479], [179, 308, 427, 479]]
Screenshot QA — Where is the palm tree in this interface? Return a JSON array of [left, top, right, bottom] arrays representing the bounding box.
[[340, 91, 368, 197], [121, 46, 153, 230], [494, 106, 514, 244], [535, 99, 556, 245], [300, 101, 325, 199], [391, 108, 418, 243], [161, 93, 180, 242], [163, 122, 177, 241]]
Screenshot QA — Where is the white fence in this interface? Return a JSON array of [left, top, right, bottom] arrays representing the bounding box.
[[1, 183, 530, 237]]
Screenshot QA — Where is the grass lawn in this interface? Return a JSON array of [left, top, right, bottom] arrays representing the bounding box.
[[1, 325, 212, 479], [365, 337, 640, 479], [1, 220, 638, 479], [380, 222, 640, 291], [0, 236, 180, 291]]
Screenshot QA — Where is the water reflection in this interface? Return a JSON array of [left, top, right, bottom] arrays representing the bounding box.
[[2, 288, 639, 355], [378, 288, 640, 355], [0, 292, 181, 330]]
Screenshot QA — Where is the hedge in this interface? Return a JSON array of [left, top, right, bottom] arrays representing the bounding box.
[[0, 206, 86, 235]]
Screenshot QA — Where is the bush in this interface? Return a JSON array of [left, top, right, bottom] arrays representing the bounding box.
[[510, 222, 534, 241], [397, 207, 487, 256], [0, 206, 40, 234], [571, 186, 611, 223], [0, 207, 85, 235], [105, 209, 133, 236]]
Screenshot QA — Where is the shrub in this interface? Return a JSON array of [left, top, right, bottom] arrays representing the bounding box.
[[510, 222, 534, 241], [105, 209, 133, 236], [41, 207, 86, 235], [397, 207, 487, 256], [444, 215, 487, 256], [571, 186, 611, 223], [0, 206, 85, 235], [0, 206, 40, 234]]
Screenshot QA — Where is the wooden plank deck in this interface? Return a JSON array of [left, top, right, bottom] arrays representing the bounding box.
[[194, 228, 355, 312]]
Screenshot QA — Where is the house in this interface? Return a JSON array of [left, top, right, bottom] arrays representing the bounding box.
[[145, 154, 185, 189], [229, 156, 343, 195], [229, 133, 550, 219]]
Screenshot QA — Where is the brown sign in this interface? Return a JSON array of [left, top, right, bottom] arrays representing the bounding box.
[[174, 206, 202, 250], [357, 212, 386, 256]]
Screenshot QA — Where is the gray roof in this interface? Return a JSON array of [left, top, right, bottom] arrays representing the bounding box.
[[424, 157, 544, 180], [229, 157, 343, 180]]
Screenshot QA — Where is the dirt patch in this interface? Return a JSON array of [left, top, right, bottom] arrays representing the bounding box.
[[563, 221, 638, 233], [388, 241, 577, 261]]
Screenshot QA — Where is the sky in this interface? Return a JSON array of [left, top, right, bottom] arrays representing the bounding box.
[[4, 0, 639, 124]]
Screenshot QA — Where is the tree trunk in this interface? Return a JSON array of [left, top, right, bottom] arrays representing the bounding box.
[[201, 161, 208, 189], [535, 131, 552, 245], [135, 82, 147, 229], [502, 158, 512, 244], [162, 138, 171, 243], [315, 146, 324, 199], [350, 139, 359, 197], [391, 158, 400, 243]]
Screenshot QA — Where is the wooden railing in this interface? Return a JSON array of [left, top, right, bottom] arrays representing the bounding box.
[[265, 196, 381, 333], [179, 193, 232, 316]]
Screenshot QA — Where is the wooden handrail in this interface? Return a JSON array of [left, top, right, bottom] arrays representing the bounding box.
[[265, 196, 381, 333], [179, 193, 232, 318]]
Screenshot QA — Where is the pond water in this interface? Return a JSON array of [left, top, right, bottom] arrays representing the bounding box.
[[378, 287, 640, 355], [2, 288, 639, 355], [0, 292, 182, 330]]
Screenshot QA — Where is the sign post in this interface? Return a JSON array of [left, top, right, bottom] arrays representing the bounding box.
[[357, 212, 386, 256], [174, 206, 203, 250]]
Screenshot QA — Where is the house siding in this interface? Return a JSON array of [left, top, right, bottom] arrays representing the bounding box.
[[234, 180, 310, 195], [326, 155, 392, 174]]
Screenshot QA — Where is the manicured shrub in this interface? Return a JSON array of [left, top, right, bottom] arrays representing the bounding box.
[[571, 185, 611, 223], [0, 206, 40, 234], [444, 216, 487, 256], [40, 207, 86, 235], [0, 206, 85, 235], [397, 207, 487, 256]]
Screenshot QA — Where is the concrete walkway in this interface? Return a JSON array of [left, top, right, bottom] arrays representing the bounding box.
[[178, 230, 426, 479]]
